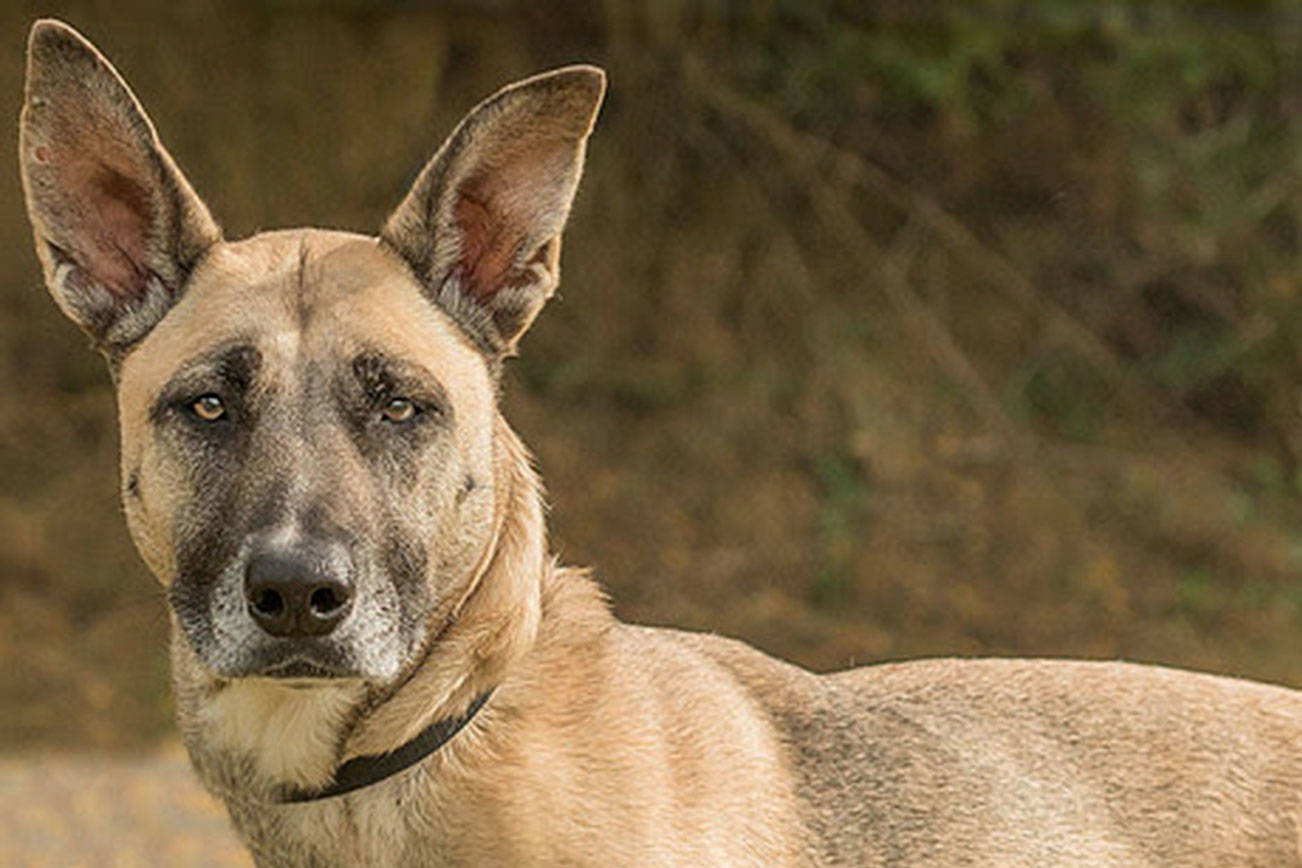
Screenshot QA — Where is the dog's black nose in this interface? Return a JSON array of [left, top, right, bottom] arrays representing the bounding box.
[[244, 546, 354, 638]]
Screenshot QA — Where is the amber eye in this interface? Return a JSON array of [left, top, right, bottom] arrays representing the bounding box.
[[190, 394, 226, 422], [381, 397, 416, 423]]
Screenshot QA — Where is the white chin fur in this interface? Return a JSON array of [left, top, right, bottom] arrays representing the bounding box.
[[200, 678, 366, 790]]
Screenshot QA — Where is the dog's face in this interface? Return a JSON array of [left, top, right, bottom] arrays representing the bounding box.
[[19, 20, 602, 682], [114, 233, 500, 681]]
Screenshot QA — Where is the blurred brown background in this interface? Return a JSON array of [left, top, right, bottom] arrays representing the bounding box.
[[2, 0, 1301, 761]]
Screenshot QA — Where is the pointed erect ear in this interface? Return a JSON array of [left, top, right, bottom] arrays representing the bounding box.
[[20, 20, 221, 356], [381, 65, 605, 357]]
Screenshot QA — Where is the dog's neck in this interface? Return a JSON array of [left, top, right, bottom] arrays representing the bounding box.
[[174, 414, 550, 798]]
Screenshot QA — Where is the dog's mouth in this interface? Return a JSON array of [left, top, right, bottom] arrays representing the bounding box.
[[258, 657, 348, 680], [236, 641, 360, 680]]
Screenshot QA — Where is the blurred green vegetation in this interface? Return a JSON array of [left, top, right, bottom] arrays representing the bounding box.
[[0, 0, 1299, 749]]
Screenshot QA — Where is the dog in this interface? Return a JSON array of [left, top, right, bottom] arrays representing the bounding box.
[[20, 18, 1302, 866]]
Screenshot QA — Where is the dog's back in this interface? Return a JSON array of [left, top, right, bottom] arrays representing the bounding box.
[[675, 631, 1302, 864]]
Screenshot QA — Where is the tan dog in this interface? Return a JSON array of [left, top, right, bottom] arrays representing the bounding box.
[[20, 19, 1302, 866]]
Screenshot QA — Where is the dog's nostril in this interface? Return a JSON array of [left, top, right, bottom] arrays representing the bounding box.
[[309, 586, 343, 616], [253, 588, 285, 617]]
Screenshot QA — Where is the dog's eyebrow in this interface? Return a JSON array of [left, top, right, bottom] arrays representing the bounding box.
[[152, 341, 263, 418], [350, 351, 449, 408]]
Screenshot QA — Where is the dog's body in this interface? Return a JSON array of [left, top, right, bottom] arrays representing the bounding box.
[[183, 581, 1302, 866], [185, 584, 1302, 866], [20, 19, 1302, 866]]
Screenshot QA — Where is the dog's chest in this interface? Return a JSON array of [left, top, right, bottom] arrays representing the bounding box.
[[225, 778, 439, 867], [184, 680, 449, 865]]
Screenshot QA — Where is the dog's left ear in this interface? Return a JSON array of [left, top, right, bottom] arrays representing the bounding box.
[[381, 65, 605, 357]]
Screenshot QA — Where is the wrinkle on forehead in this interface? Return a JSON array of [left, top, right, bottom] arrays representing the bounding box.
[[116, 228, 492, 435]]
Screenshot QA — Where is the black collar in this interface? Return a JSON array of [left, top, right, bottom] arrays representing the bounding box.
[[280, 689, 494, 804]]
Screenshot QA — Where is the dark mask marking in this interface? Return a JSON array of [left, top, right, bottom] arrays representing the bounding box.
[[339, 351, 453, 483], [151, 340, 263, 426], [381, 517, 433, 637], [349, 352, 450, 422], [160, 341, 266, 655], [170, 476, 244, 650]]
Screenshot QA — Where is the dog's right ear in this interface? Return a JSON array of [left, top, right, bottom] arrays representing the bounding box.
[[19, 19, 221, 357]]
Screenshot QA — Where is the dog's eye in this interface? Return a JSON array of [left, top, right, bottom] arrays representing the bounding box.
[[381, 397, 417, 423], [190, 394, 226, 422]]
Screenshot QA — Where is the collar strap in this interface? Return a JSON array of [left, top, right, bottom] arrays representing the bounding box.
[[280, 689, 494, 804]]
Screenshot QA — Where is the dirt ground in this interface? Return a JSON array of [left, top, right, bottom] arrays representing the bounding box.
[[0, 745, 250, 867]]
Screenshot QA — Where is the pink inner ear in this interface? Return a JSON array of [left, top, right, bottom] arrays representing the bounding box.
[[83, 163, 152, 296], [453, 185, 522, 302], [39, 126, 153, 300], [449, 137, 574, 303]]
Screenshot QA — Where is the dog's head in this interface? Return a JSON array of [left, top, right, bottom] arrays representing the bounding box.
[[20, 20, 602, 683]]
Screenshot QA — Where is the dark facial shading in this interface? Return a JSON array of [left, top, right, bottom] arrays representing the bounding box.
[[339, 352, 452, 480], [342, 353, 450, 639], [382, 519, 434, 636], [169, 475, 252, 653], [151, 342, 262, 429], [157, 334, 467, 678], [349, 352, 451, 424], [157, 342, 266, 644], [299, 499, 360, 550]]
